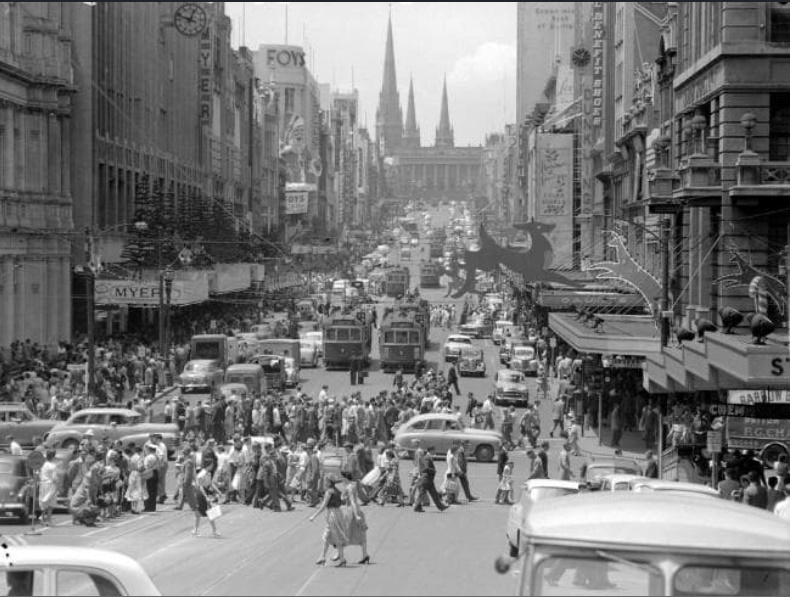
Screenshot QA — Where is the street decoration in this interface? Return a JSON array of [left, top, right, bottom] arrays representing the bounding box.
[[447, 223, 580, 298], [714, 245, 787, 315], [586, 232, 662, 316]]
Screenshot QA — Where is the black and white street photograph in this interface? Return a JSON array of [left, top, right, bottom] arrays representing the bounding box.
[[1, 2, 790, 595]]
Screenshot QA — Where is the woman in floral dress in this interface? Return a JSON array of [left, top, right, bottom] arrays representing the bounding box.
[[379, 447, 406, 507], [340, 472, 371, 564], [124, 446, 145, 514], [309, 475, 348, 567]]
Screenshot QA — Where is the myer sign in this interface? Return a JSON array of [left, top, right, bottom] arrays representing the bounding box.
[[95, 280, 209, 307]]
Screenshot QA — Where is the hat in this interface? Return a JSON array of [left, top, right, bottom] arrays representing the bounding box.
[[306, 438, 317, 448]]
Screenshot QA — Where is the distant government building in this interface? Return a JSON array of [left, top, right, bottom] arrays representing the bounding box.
[[375, 15, 484, 202]]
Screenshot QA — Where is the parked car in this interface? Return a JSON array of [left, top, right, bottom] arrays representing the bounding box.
[[0, 546, 161, 595], [43, 409, 180, 458], [506, 479, 582, 557], [0, 455, 34, 523], [457, 346, 486, 377], [581, 457, 643, 483], [509, 345, 539, 376], [179, 359, 224, 394], [251, 354, 287, 392], [394, 413, 502, 463], [443, 334, 473, 363], [284, 357, 299, 388], [493, 321, 514, 345], [496, 493, 790, 596], [459, 322, 485, 339], [0, 404, 59, 449], [493, 370, 530, 407]]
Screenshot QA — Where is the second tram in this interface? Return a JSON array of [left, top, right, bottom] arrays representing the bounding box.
[[379, 308, 426, 373], [322, 308, 372, 370], [419, 263, 443, 288], [384, 267, 410, 297]]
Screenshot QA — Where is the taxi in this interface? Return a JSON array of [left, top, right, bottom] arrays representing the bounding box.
[[496, 493, 790, 596]]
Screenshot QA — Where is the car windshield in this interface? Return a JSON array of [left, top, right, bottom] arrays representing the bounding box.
[[450, 337, 471, 345], [460, 347, 482, 357], [532, 555, 663, 596], [185, 362, 209, 372], [515, 348, 534, 358], [501, 372, 525, 383], [588, 465, 640, 480], [674, 566, 790, 596]]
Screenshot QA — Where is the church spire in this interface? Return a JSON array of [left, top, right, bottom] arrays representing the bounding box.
[[435, 76, 454, 148], [376, 13, 403, 157], [403, 75, 421, 149]]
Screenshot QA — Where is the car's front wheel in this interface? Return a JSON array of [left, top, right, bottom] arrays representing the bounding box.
[[475, 444, 495, 463]]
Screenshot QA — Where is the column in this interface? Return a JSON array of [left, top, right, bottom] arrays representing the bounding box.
[[1, 258, 14, 347], [43, 258, 53, 348], [60, 257, 72, 343]]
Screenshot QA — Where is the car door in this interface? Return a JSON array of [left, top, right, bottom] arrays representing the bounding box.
[[424, 419, 446, 453], [443, 419, 464, 452]]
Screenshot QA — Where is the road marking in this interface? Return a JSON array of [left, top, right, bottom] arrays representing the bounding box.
[[83, 525, 110, 537], [294, 569, 322, 597]]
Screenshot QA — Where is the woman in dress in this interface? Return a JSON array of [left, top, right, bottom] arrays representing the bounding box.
[[339, 471, 371, 564], [308, 474, 348, 567], [38, 449, 59, 526], [193, 460, 221, 537], [378, 446, 406, 507], [124, 446, 145, 514]]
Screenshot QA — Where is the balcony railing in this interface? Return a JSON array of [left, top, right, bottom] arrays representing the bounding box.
[[755, 162, 790, 185]]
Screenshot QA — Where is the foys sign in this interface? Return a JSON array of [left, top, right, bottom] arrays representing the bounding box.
[[265, 46, 307, 69]]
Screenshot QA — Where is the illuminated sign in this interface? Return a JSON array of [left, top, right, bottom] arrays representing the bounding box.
[[591, 2, 605, 131]]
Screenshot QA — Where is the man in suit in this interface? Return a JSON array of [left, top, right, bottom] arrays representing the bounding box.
[[456, 441, 478, 502], [447, 364, 460, 396], [414, 445, 448, 513]]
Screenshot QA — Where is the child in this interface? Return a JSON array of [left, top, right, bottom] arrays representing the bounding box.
[[495, 461, 514, 505]]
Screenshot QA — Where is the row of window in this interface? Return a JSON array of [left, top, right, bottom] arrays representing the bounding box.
[[325, 327, 363, 342], [382, 331, 422, 345]]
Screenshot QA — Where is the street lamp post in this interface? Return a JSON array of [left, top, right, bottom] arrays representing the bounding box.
[[163, 267, 175, 358]]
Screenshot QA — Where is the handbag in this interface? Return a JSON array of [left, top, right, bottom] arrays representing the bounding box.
[[207, 504, 223, 521]]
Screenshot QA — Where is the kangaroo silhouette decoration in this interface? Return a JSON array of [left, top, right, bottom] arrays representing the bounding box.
[[448, 222, 580, 298], [714, 244, 786, 316]]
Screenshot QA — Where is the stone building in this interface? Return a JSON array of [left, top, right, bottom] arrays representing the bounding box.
[[0, 2, 75, 348]]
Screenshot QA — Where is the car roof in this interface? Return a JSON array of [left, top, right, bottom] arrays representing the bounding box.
[[524, 493, 790, 555], [186, 359, 217, 365], [634, 480, 720, 495], [0, 546, 160, 594], [70, 408, 139, 417], [524, 479, 581, 491]]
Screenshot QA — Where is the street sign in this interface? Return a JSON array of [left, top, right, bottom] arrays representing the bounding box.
[[27, 450, 45, 471], [706, 430, 723, 454]]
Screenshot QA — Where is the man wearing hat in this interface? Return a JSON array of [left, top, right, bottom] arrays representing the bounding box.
[[456, 440, 478, 502], [304, 439, 322, 507], [414, 445, 448, 513], [341, 442, 361, 483]]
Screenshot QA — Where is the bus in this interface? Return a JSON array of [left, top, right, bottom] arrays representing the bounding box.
[[379, 308, 426, 373], [419, 263, 443, 289], [322, 309, 372, 370], [384, 267, 410, 297], [394, 297, 431, 348]]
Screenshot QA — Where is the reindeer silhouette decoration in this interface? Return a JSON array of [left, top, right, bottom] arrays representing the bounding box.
[[714, 244, 787, 316], [586, 232, 663, 317], [448, 222, 580, 298]]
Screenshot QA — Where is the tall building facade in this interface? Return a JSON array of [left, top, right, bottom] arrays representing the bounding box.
[[516, 2, 576, 122], [0, 2, 75, 348]]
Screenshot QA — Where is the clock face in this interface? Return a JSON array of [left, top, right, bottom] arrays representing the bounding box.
[[174, 3, 207, 37]]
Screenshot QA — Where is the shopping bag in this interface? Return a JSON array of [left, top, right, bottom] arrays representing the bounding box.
[[231, 471, 241, 492], [206, 504, 223, 522], [361, 467, 381, 488]]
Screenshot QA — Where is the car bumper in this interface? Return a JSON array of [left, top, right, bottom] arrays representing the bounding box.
[[0, 502, 27, 518], [494, 395, 529, 406], [180, 382, 212, 393]]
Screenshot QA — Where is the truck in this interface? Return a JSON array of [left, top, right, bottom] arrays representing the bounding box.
[[255, 339, 301, 383], [190, 335, 239, 369]]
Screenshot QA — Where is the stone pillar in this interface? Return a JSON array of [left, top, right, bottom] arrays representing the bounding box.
[[60, 257, 72, 344], [1, 258, 14, 348]]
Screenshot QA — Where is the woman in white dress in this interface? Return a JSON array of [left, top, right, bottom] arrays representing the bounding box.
[[38, 449, 59, 526], [124, 446, 145, 514]]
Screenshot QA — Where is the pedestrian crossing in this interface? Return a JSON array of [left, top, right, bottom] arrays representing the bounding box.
[[1, 534, 28, 547]]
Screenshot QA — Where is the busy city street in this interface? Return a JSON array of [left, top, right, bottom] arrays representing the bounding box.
[[4, 1, 790, 596]]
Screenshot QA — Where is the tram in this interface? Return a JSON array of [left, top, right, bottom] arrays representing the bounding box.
[[419, 263, 443, 288], [379, 308, 426, 373], [384, 267, 410, 297], [394, 297, 431, 348], [322, 308, 372, 370]]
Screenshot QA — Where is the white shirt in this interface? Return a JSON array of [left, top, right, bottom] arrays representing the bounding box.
[[378, 452, 390, 468], [9, 441, 22, 456], [774, 497, 790, 520], [318, 389, 328, 404]]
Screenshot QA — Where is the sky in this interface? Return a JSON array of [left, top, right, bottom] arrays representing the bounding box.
[[224, 2, 517, 146]]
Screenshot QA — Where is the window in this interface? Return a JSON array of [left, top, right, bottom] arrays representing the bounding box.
[[0, 569, 44, 596], [56, 569, 123, 596], [425, 419, 443, 431], [770, 93, 790, 161], [85, 414, 106, 425], [395, 331, 409, 344], [349, 329, 361, 341], [534, 557, 662, 596], [444, 420, 461, 432], [325, 329, 336, 341], [772, 3, 790, 43], [675, 566, 790, 596], [409, 332, 420, 345], [284, 88, 295, 114], [336, 329, 350, 342], [408, 420, 426, 431], [383, 332, 395, 344]]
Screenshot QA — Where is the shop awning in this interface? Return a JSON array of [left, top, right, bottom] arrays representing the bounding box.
[[549, 313, 661, 357]]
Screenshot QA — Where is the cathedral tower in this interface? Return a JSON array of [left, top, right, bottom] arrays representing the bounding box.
[[375, 14, 403, 157], [435, 76, 454, 148]]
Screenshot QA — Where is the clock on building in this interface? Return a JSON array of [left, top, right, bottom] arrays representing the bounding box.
[[174, 3, 207, 37]]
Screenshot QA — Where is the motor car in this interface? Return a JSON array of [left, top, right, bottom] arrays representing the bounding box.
[[506, 479, 582, 557], [509, 345, 539, 376], [581, 457, 644, 483], [597, 473, 650, 492], [493, 320, 514, 345], [217, 383, 250, 406], [250, 354, 287, 392], [459, 321, 485, 339], [631, 479, 720, 498], [443, 334, 473, 363], [0, 545, 161, 595], [493, 370, 530, 407], [394, 413, 502, 463], [0, 455, 34, 523], [497, 493, 790, 596], [457, 346, 486, 377], [0, 404, 59, 449], [284, 357, 299, 388], [43, 408, 180, 458], [179, 359, 224, 394], [299, 339, 320, 368], [499, 343, 512, 365]]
